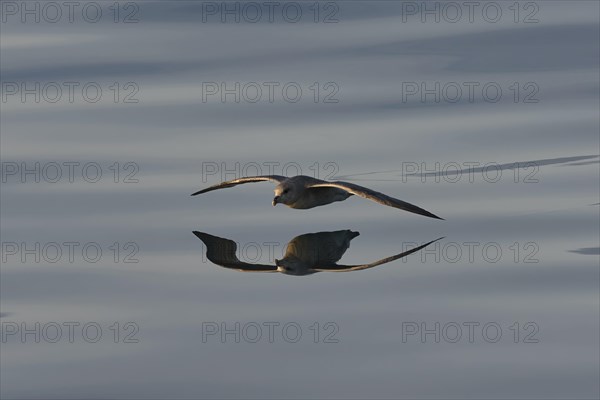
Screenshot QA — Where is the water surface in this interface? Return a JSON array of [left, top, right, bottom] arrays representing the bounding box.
[[1, 1, 599, 398]]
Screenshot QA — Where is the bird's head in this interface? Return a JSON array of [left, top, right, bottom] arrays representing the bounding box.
[[273, 183, 297, 206], [275, 257, 314, 276]]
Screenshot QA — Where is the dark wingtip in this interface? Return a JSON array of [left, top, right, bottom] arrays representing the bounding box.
[[192, 231, 210, 240], [425, 211, 444, 220], [192, 231, 213, 245], [407, 204, 444, 220], [190, 189, 205, 196], [421, 236, 445, 247], [347, 230, 360, 239]]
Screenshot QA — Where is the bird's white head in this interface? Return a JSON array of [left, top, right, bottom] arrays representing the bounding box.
[[272, 183, 297, 206]]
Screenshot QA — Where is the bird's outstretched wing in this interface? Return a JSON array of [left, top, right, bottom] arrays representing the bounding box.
[[193, 231, 277, 272], [191, 175, 286, 196], [307, 181, 443, 219], [314, 237, 443, 272]]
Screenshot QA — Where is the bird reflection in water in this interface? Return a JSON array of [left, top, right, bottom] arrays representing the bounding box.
[[193, 230, 442, 276]]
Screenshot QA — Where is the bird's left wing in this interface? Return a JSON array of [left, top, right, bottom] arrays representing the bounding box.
[[313, 238, 443, 272], [307, 181, 443, 219], [191, 175, 286, 196], [193, 231, 277, 272]]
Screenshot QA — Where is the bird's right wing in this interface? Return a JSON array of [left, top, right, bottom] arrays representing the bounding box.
[[307, 181, 443, 219], [193, 231, 277, 272], [191, 175, 286, 196], [313, 237, 443, 272]]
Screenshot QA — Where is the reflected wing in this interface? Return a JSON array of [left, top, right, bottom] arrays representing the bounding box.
[[307, 181, 443, 219], [191, 175, 286, 196], [193, 231, 277, 272], [314, 238, 443, 272]]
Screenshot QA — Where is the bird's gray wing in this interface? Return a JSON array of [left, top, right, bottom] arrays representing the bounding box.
[[307, 181, 443, 219], [314, 238, 443, 272], [193, 231, 277, 272], [191, 175, 286, 196]]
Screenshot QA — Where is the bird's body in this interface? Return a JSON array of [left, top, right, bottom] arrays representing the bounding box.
[[290, 187, 350, 209], [192, 174, 443, 219], [281, 176, 352, 209], [279, 230, 359, 269]]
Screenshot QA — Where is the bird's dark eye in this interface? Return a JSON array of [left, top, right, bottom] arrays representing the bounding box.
[[283, 189, 289, 194]]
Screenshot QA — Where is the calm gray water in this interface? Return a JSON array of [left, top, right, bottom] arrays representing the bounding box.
[[1, 1, 599, 398]]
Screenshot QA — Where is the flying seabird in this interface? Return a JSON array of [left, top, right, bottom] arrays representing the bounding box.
[[191, 175, 443, 219]]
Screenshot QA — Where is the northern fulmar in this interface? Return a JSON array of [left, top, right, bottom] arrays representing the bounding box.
[[191, 175, 443, 219]]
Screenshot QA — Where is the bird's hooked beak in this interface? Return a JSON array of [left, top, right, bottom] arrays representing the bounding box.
[[272, 196, 280, 206]]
